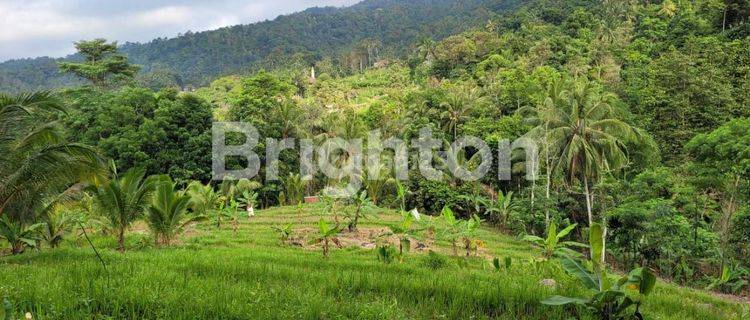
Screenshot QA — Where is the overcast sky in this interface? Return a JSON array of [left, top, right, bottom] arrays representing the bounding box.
[[0, 0, 360, 62]]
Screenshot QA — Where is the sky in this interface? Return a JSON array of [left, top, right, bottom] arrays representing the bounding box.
[[0, 0, 360, 62]]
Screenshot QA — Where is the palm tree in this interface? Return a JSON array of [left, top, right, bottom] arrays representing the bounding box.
[[524, 79, 638, 265], [362, 163, 393, 206], [186, 181, 221, 217], [146, 177, 204, 246], [89, 168, 157, 252], [0, 92, 105, 223], [282, 173, 307, 205], [526, 79, 636, 227], [518, 76, 569, 228], [439, 85, 483, 140]]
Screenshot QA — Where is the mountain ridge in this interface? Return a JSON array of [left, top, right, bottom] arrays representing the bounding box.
[[0, 0, 526, 93]]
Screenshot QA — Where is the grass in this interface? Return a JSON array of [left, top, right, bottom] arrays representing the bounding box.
[[0, 204, 747, 319]]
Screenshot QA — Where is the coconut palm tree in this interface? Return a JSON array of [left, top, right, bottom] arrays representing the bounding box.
[[282, 173, 307, 205], [186, 181, 221, 216], [146, 177, 205, 246], [439, 85, 484, 140], [0, 91, 105, 223], [524, 79, 639, 265], [89, 168, 158, 252], [525, 79, 636, 228], [518, 76, 569, 228]]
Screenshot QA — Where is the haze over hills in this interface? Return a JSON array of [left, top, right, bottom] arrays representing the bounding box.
[[0, 0, 525, 93]]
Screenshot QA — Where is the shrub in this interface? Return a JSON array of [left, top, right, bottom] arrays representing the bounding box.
[[420, 251, 449, 270]]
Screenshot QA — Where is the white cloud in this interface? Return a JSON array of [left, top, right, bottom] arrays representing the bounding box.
[[0, 0, 360, 61]]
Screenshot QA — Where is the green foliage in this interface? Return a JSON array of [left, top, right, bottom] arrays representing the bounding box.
[[88, 167, 158, 252], [63, 87, 213, 182], [1, 297, 11, 320], [346, 190, 372, 232], [0, 91, 105, 223], [310, 218, 342, 258], [492, 256, 512, 272], [0, 216, 44, 255], [523, 222, 584, 259], [421, 251, 450, 270], [185, 181, 221, 217], [705, 263, 749, 294], [376, 245, 398, 264], [543, 223, 657, 320], [271, 223, 294, 243], [57, 39, 139, 88], [39, 209, 79, 249], [146, 177, 205, 246], [484, 190, 518, 230]]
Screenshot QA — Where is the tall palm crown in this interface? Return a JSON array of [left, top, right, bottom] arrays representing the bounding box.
[[529, 79, 635, 185], [524, 78, 638, 226], [0, 92, 104, 223]]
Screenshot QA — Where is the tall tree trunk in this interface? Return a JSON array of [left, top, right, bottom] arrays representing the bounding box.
[[583, 175, 593, 227], [544, 123, 551, 228], [720, 175, 741, 250], [118, 228, 125, 253]]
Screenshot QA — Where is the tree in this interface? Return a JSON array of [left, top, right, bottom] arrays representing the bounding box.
[[524, 79, 642, 265], [146, 177, 204, 246], [526, 79, 638, 228], [0, 91, 105, 224], [439, 85, 484, 139], [63, 88, 213, 182], [686, 118, 750, 251], [58, 39, 139, 88], [89, 168, 157, 252], [186, 181, 221, 217]]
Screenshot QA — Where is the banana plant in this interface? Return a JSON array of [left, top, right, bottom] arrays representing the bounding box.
[[0, 216, 44, 254], [461, 214, 483, 256], [394, 179, 409, 213], [522, 222, 585, 259], [440, 206, 463, 256], [215, 197, 239, 230], [346, 190, 372, 232], [271, 223, 294, 243], [237, 190, 258, 218], [321, 194, 341, 224], [380, 209, 422, 256], [484, 190, 517, 229], [309, 219, 342, 258], [542, 223, 657, 320], [706, 263, 749, 294]]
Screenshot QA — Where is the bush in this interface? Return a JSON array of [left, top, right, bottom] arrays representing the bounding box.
[[420, 251, 449, 270]]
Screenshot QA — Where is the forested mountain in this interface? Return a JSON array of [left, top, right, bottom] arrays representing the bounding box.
[[0, 0, 525, 93]]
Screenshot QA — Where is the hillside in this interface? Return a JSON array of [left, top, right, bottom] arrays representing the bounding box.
[[0, 0, 525, 93]]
